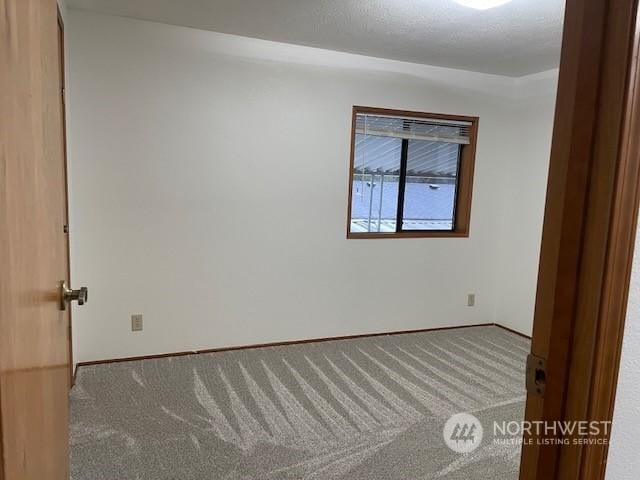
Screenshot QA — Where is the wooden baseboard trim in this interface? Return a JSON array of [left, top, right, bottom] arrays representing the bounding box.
[[493, 323, 532, 340], [74, 322, 528, 369]]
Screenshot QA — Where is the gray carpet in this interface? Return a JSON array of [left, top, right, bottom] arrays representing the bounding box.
[[70, 326, 529, 480]]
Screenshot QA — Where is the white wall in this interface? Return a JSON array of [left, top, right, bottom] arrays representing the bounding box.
[[66, 10, 556, 364], [606, 225, 640, 479], [494, 71, 557, 334]]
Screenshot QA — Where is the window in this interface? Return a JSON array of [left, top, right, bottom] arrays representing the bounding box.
[[347, 106, 478, 238]]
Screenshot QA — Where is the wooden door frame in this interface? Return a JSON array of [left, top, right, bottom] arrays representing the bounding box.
[[521, 0, 640, 479]]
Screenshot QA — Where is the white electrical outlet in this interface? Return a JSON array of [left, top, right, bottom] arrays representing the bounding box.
[[467, 294, 476, 307], [131, 314, 143, 332]]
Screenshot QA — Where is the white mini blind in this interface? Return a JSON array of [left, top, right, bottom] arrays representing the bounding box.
[[355, 113, 472, 145]]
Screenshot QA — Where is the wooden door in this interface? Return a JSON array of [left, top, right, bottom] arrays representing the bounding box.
[[0, 1, 72, 478]]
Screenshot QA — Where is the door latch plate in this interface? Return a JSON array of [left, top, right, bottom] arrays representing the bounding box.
[[526, 353, 547, 397]]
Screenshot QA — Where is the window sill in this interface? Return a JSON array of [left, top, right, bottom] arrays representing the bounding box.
[[346, 231, 469, 239]]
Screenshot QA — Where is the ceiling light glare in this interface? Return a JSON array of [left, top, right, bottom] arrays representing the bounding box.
[[453, 0, 513, 10]]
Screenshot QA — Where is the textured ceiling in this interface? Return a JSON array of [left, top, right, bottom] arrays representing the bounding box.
[[67, 0, 565, 76]]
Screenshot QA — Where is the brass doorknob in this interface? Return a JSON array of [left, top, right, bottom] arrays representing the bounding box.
[[60, 281, 88, 311]]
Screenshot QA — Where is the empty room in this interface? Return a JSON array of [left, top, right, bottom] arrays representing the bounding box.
[[6, 0, 640, 479]]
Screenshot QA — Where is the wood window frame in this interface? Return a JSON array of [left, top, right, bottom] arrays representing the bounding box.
[[346, 106, 479, 239]]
